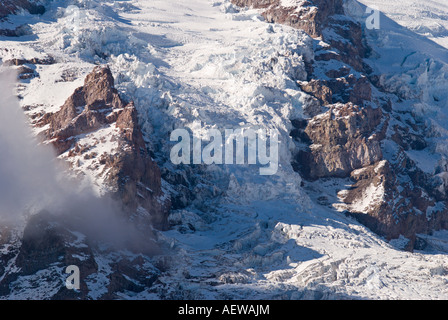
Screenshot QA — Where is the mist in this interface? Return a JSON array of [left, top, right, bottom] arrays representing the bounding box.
[[0, 67, 159, 254], [0, 68, 64, 221]]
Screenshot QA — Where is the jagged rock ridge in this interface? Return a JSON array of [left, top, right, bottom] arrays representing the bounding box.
[[0, 0, 45, 20], [36, 66, 170, 230], [0, 65, 172, 299], [233, 0, 448, 250], [0, 211, 161, 299]]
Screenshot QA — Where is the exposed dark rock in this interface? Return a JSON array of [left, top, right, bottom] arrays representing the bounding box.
[[3, 57, 54, 82], [299, 79, 333, 105], [232, 0, 344, 38], [0, 0, 45, 20], [161, 167, 196, 211], [0, 212, 96, 298], [339, 160, 448, 250], [0, 211, 161, 299], [301, 94, 323, 118], [232, 0, 370, 73], [322, 16, 371, 73], [325, 66, 351, 79], [299, 75, 372, 106], [4, 57, 55, 66], [297, 103, 384, 179], [37, 66, 170, 230], [391, 124, 427, 151], [17, 65, 36, 80], [0, 24, 33, 37], [236, 0, 448, 248], [28, 4, 45, 15]]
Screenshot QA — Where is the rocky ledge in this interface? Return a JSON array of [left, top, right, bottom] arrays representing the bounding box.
[[36, 66, 170, 230], [234, 0, 448, 250], [0, 0, 45, 20], [0, 65, 172, 299]]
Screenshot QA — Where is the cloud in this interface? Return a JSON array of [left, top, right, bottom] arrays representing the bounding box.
[[0, 67, 158, 254], [0, 67, 64, 221]]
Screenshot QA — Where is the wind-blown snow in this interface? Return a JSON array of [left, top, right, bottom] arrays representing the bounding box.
[[2, 0, 448, 299]]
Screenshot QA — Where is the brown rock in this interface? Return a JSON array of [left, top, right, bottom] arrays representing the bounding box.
[[0, 211, 160, 299], [298, 103, 383, 179], [44, 66, 125, 152], [0, 0, 45, 20], [299, 75, 372, 106], [337, 160, 448, 250], [39, 66, 170, 230], [247, 0, 448, 250], [391, 124, 427, 151], [260, 0, 343, 38], [232, 0, 370, 72], [299, 80, 333, 105], [4, 57, 55, 66], [231, 0, 278, 9]]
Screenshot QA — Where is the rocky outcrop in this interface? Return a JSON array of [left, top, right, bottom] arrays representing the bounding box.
[[0, 67, 171, 297], [0, 0, 45, 21], [0, 212, 161, 299], [0, 1, 44, 37], [4, 57, 55, 66], [232, 0, 343, 38], [3, 56, 55, 81], [320, 16, 370, 73], [0, 25, 33, 37], [239, 0, 448, 250], [232, 0, 370, 72], [335, 159, 448, 250], [299, 79, 333, 105], [41, 66, 126, 153], [0, 0, 45, 20], [293, 98, 448, 249], [299, 75, 372, 106], [296, 103, 384, 179], [37, 66, 170, 230], [0, 65, 172, 299]]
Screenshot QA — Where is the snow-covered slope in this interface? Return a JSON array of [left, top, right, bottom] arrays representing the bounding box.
[[2, 0, 448, 300], [358, 0, 448, 49]]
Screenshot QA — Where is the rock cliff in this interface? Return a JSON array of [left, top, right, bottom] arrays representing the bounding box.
[[37, 66, 170, 230], [0, 0, 45, 20], [234, 0, 448, 250]]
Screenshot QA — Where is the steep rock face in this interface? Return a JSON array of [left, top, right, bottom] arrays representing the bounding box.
[[297, 103, 384, 179], [0, 1, 44, 37], [41, 66, 125, 154], [336, 159, 448, 250], [241, 0, 448, 249], [0, 212, 160, 299], [320, 15, 369, 72], [299, 75, 372, 106], [232, 0, 369, 72], [0, 0, 45, 20], [37, 66, 170, 230], [232, 0, 343, 38]]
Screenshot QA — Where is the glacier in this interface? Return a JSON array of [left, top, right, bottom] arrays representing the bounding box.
[[1, 0, 448, 300]]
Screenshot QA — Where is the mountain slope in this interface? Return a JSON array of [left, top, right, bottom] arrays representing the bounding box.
[[1, 0, 448, 300], [0, 0, 45, 20]]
